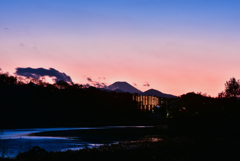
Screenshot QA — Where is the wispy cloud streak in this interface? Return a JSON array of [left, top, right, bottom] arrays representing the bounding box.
[[86, 77, 107, 88], [143, 81, 150, 87]]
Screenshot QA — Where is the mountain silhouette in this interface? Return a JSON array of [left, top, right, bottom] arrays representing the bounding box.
[[106, 81, 177, 98], [142, 89, 177, 98], [113, 89, 125, 93], [106, 81, 142, 94]]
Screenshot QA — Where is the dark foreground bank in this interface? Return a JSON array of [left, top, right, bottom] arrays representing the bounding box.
[[2, 117, 240, 161], [1, 136, 240, 161]]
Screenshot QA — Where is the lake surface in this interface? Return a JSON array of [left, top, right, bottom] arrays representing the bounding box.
[[0, 126, 156, 158]]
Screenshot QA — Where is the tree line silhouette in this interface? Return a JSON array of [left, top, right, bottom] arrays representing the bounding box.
[[165, 77, 240, 137], [166, 77, 240, 118], [1, 72, 240, 129], [0, 73, 142, 128]]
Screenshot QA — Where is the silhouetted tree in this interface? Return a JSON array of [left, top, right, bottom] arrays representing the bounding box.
[[73, 84, 82, 89], [0, 73, 17, 85], [54, 80, 70, 89], [218, 91, 225, 98], [224, 77, 240, 98]]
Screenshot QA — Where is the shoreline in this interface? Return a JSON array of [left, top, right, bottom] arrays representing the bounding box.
[[0, 118, 169, 130], [28, 126, 168, 143]]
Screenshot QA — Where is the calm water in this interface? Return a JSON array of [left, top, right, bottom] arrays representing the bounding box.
[[0, 126, 153, 158]]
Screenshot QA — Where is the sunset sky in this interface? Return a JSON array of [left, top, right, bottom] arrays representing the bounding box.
[[1, 0, 239, 97]]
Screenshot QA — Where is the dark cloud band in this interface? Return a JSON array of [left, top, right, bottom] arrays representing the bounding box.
[[15, 67, 73, 84]]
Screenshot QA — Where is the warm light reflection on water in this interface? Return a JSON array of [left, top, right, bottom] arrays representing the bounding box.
[[141, 136, 163, 142], [127, 136, 163, 143]]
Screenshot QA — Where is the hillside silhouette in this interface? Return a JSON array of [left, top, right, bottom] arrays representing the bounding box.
[[106, 81, 142, 94], [106, 81, 177, 98], [142, 89, 177, 98]]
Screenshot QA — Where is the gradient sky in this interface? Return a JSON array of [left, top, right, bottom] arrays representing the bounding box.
[[1, 0, 240, 97]]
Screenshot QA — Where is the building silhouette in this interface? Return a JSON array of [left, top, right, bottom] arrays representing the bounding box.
[[133, 95, 167, 111]]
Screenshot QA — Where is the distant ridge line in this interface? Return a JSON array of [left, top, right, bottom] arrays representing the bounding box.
[[105, 81, 177, 98]]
